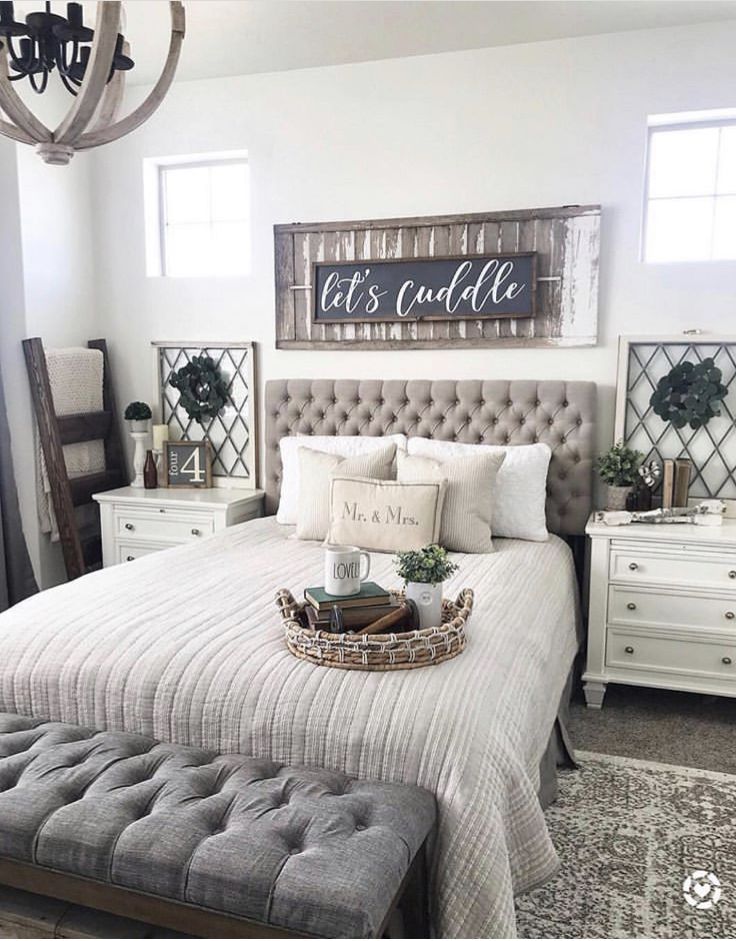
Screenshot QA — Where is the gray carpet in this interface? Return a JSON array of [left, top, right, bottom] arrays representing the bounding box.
[[517, 752, 736, 939], [568, 684, 736, 775]]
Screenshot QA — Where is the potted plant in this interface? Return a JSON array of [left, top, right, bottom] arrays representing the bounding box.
[[394, 544, 458, 629], [596, 441, 643, 510], [124, 401, 152, 433]]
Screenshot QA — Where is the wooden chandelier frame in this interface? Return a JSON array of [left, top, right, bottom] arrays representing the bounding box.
[[0, 1, 185, 164]]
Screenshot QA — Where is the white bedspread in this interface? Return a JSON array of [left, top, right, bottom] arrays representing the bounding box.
[[0, 517, 579, 938]]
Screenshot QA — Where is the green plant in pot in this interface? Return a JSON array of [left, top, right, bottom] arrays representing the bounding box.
[[394, 544, 458, 629], [596, 440, 643, 510], [124, 401, 152, 433]]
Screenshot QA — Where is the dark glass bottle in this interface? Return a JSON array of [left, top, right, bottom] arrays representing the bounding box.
[[143, 449, 158, 489]]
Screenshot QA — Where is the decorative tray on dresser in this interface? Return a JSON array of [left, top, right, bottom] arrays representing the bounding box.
[[583, 513, 736, 708], [93, 487, 264, 567]]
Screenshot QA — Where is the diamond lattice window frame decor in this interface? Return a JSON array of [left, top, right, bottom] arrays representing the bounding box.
[[153, 341, 257, 489], [614, 334, 736, 501]]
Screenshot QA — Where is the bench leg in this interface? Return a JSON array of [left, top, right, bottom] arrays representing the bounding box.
[[397, 843, 430, 938]]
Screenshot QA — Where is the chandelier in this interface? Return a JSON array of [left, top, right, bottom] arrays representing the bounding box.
[[0, 0, 185, 164]]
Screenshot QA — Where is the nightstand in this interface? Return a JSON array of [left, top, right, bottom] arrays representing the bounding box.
[[93, 487, 264, 567], [583, 513, 736, 708]]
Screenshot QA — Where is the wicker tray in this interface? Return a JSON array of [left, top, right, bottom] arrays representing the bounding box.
[[275, 588, 473, 671]]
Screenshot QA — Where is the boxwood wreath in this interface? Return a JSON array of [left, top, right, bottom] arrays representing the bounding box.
[[168, 355, 229, 425], [649, 358, 727, 430]]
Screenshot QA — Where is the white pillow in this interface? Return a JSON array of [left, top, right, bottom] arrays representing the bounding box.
[[406, 438, 551, 541], [327, 476, 446, 553], [277, 434, 407, 524], [397, 450, 505, 553], [296, 444, 397, 541]]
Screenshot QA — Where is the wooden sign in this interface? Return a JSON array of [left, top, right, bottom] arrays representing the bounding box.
[[274, 205, 601, 350], [164, 440, 212, 488], [313, 252, 535, 323]]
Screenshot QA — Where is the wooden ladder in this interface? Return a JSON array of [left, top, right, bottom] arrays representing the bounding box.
[[23, 338, 127, 580]]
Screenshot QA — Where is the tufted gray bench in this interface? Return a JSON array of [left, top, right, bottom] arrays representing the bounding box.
[[0, 713, 435, 939]]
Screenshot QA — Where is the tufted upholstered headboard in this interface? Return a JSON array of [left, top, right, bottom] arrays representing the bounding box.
[[264, 379, 597, 535]]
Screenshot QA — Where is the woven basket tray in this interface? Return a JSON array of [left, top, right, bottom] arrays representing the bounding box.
[[275, 588, 473, 671]]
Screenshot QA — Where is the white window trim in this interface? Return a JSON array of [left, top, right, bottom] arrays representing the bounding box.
[[641, 114, 736, 265], [143, 150, 249, 278]]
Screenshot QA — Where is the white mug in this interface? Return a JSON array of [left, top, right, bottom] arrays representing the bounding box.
[[324, 544, 371, 597]]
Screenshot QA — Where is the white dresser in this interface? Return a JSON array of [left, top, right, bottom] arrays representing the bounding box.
[[583, 514, 736, 708], [93, 487, 264, 567]]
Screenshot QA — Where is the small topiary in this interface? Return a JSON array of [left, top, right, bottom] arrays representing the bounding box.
[[124, 401, 152, 421], [394, 544, 459, 585], [596, 441, 643, 487], [650, 358, 727, 430]]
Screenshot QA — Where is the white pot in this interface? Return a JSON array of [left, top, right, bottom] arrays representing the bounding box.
[[405, 581, 443, 630], [606, 484, 633, 511], [127, 418, 150, 434]]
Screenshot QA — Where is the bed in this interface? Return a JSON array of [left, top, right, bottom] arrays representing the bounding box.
[[0, 378, 596, 938]]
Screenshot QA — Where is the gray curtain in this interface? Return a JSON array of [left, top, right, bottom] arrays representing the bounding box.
[[0, 358, 37, 611]]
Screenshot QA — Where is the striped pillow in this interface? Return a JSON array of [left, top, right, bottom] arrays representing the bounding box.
[[397, 449, 505, 553]]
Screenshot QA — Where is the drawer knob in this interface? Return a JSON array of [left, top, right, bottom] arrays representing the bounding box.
[[727, 612, 735, 620], [627, 602, 637, 611], [730, 570, 736, 579], [628, 562, 638, 571], [625, 645, 634, 654], [124, 522, 134, 531], [126, 555, 134, 562], [723, 657, 733, 665], [159, 508, 166, 514], [191, 528, 201, 536]]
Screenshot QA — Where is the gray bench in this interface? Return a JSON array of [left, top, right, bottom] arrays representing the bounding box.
[[0, 713, 436, 939]]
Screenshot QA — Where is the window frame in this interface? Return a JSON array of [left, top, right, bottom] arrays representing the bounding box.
[[642, 114, 736, 264], [144, 151, 250, 279]]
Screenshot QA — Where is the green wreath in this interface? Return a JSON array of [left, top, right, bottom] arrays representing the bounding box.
[[649, 358, 727, 430], [168, 354, 229, 425]]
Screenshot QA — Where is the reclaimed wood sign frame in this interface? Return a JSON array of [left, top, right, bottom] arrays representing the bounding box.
[[312, 252, 536, 324], [274, 205, 600, 350]]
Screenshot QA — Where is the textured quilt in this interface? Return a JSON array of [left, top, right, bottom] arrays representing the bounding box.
[[0, 517, 579, 938]]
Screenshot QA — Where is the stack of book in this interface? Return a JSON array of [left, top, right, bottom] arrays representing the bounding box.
[[304, 582, 397, 632], [661, 458, 691, 509]]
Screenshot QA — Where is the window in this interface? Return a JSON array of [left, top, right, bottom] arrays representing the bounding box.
[[644, 112, 736, 263], [145, 153, 249, 277]]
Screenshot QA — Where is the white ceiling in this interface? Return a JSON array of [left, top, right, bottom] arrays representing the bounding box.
[[17, 1, 736, 85]]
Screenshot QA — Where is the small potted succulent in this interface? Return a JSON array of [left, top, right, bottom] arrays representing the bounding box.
[[394, 544, 458, 629], [596, 440, 643, 510], [124, 401, 152, 433]]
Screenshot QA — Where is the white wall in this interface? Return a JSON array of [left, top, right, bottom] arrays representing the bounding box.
[[0, 93, 97, 587], [89, 18, 736, 474]]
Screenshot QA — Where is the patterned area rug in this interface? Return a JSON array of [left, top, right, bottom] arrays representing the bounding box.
[[517, 751, 736, 939]]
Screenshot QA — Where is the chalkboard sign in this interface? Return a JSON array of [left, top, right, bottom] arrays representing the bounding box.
[[313, 252, 536, 323], [164, 440, 212, 488]]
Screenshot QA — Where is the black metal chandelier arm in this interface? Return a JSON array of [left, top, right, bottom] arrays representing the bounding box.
[[28, 68, 48, 92], [4, 33, 35, 72], [58, 68, 77, 95], [57, 36, 77, 76]]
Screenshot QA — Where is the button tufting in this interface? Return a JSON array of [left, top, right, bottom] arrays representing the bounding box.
[[535, 400, 541, 407], [492, 417, 498, 425], [562, 400, 569, 407], [519, 418, 525, 425], [355, 823, 366, 832], [548, 419, 554, 425], [576, 418, 582, 426]]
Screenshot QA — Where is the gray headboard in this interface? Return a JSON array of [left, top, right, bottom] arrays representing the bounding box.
[[264, 379, 597, 535]]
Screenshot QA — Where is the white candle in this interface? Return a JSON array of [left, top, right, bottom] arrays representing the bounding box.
[[152, 423, 169, 451]]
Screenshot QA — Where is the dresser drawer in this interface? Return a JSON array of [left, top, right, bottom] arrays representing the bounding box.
[[608, 585, 736, 633], [609, 544, 736, 590], [115, 509, 214, 543], [116, 541, 167, 564], [606, 629, 736, 679]]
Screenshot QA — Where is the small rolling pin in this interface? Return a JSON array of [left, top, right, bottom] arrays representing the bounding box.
[[355, 598, 420, 636]]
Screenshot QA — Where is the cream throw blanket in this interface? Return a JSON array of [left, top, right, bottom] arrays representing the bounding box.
[[37, 348, 105, 540]]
